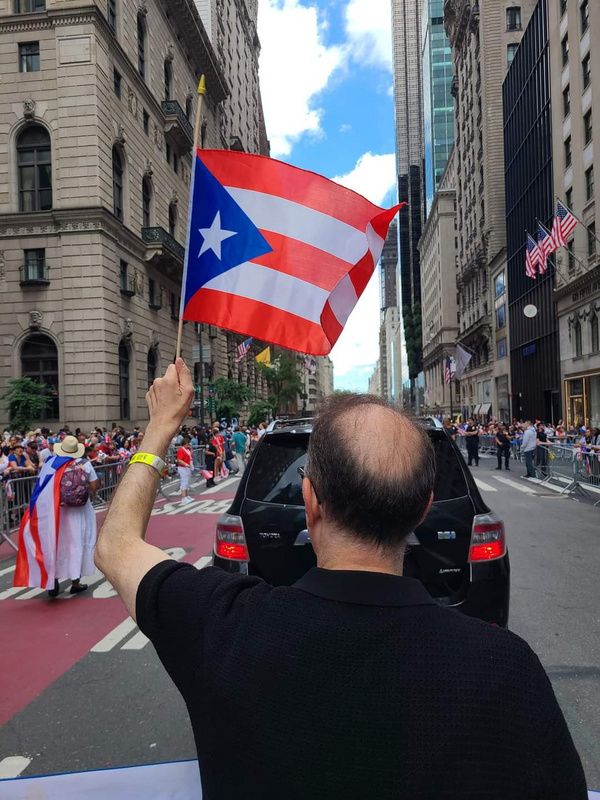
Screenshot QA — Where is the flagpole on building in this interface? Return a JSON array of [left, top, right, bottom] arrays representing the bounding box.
[[176, 75, 206, 361], [556, 195, 600, 249]]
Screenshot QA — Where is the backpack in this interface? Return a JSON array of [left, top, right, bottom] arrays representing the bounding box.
[[59, 461, 90, 507]]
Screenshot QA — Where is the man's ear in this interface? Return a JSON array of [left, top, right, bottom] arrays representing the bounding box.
[[302, 478, 322, 527], [417, 491, 434, 527]]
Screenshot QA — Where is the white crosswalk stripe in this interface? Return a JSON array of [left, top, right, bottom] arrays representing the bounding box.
[[492, 475, 538, 494], [91, 618, 138, 653], [0, 756, 31, 779], [474, 478, 497, 492]]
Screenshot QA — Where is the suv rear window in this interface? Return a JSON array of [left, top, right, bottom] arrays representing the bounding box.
[[245, 430, 468, 505], [246, 433, 308, 505]]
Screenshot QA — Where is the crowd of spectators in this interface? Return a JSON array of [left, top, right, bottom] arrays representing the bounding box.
[[443, 418, 600, 448]]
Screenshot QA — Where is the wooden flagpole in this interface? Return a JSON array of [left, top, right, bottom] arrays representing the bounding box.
[[176, 74, 206, 361]]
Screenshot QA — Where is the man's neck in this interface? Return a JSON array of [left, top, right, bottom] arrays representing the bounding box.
[[317, 547, 404, 577]]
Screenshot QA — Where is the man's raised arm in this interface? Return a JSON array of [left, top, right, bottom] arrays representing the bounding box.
[[94, 358, 194, 621]]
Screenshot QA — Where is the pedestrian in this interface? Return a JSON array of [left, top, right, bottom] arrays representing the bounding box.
[[232, 426, 247, 472], [521, 420, 537, 478], [495, 425, 511, 470], [204, 434, 218, 489], [464, 417, 479, 467], [443, 418, 457, 441], [536, 423, 549, 478], [95, 362, 587, 800], [8, 443, 36, 476], [48, 435, 99, 597], [176, 437, 194, 504], [39, 437, 55, 464], [211, 425, 225, 479]]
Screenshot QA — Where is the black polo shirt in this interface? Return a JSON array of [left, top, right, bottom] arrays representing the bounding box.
[[137, 563, 586, 800]]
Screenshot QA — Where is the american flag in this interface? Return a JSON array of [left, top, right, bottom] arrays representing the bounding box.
[[235, 337, 253, 362], [525, 233, 541, 279], [551, 199, 578, 248], [444, 354, 453, 385], [536, 223, 555, 274]]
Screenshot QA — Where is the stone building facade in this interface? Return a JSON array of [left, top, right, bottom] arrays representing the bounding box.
[[419, 147, 459, 416], [444, 0, 536, 420], [549, 0, 600, 430], [0, 0, 268, 431]]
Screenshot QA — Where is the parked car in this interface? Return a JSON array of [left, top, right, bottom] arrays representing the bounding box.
[[212, 419, 510, 626]]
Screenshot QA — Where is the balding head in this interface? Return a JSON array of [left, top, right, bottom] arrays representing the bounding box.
[[306, 393, 435, 551]]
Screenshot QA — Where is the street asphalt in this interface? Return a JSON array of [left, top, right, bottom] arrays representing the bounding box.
[[1, 461, 599, 790]]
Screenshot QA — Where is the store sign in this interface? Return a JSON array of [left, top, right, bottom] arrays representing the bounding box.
[[572, 277, 600, 303]]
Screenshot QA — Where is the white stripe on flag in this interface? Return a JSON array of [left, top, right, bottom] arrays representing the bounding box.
[[328, 273, 358, 328], [202, 262, 329, 323], [225, 187, 368, 264], [366, 221, 385, 264]]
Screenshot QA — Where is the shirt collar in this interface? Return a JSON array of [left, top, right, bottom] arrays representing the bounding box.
[[292, 567, 436, 608]]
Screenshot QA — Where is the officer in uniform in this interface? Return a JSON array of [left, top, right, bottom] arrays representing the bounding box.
[[464, 418, 479, 467]]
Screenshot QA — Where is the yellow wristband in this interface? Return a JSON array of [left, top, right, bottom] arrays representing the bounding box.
[[129, 452, 166, 474]]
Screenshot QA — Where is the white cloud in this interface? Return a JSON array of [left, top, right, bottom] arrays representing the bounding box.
[[339, 123, 353, 133], [258, 0, 345, 157], [329, 152, 396, 387], [344, 0, 393, 71]]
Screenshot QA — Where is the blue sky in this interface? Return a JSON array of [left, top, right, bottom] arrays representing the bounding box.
[[257, 0, 400, 391]]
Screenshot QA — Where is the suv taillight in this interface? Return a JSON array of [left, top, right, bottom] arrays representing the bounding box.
[[468, 513, 506, 562], [215, 514, 249, 561]]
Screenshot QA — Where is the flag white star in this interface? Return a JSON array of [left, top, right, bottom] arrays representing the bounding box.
[[197, 211, 237, 260]]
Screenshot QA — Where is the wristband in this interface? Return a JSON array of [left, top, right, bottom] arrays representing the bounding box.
[[129, 452, 166, 475]]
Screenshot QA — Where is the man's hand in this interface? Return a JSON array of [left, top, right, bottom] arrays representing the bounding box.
[[143, 358, 194, 456]]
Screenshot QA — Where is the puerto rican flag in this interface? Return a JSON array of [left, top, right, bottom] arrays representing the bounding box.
[[180, 150, 402, 354], [13, 455, 73, 589]]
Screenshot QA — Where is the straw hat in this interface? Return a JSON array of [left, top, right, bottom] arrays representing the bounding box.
[[53, 435, 85, 459]]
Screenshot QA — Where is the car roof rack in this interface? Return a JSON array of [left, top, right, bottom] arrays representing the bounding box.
[[267, 418, 314, 431]]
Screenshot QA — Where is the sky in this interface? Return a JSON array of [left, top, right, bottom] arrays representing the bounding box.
[[257, 0, 400, 391]]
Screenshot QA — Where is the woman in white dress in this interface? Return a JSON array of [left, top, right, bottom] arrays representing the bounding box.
[[48, 435, 99, 597]]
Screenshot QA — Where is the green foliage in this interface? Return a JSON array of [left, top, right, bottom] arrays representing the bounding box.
[[3, 378, 51, 433], [212, 378, 252, 422], [257, 352, 304, 416], [247, 400, 273, 428]]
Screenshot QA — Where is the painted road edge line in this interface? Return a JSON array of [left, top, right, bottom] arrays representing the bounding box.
[[492, 475, 538, 494], [474, 478, 497, 492], [0, 757, 31, 779]]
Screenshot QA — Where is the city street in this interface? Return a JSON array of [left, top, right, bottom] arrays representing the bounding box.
[[1, 461, 600, 792]]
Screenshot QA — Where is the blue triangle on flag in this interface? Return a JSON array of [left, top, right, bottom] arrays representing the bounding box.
[[183, 156, 273, 308]]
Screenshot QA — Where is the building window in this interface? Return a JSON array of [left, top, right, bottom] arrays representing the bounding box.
[[581, 0, 589, 34], [170, 291, 177, 319], [19, 41, 40, 72], [165, 142, 171, 165], [573, 319, 582, 357], [584, 109, 593, 145], [495, 271, 505, 298], [113, 68, 121, 98], [108, 0, 116, 32], [112, 146, 123, 220], [186, 96, 192, 120], [496, 304, 506, 329], [568, 240, 575, 270], [560, 0, 567, 17], [149, 278, 161, 309], [507, 43, 518, 67], [147, 348, 158, 387], [564, 135, 572, 168], [588, 221, 596, 258], [14, 0, 45, 12], [143, 109, 149, 135], [142, 176, 151, 228], [566, 187, 573, 209], [164, 59, 172, 101], [582, 53, 591, 90], [562, 35, 569, 66], [119, 259, 128, 291], [497, 338, 507, 360], [591, 313, 599, 352], [506, 7, 521, 30], [21, 333, 59, 420], [563, 85, 571, 117], [168, 203, 177, 238], [17, 125, 52, 212], [23, 248, 45, 281], [173, 153, 178, 174], [585, 165, 594, 200], [137, 14, 145, 79], [119, 341, 130, 419]]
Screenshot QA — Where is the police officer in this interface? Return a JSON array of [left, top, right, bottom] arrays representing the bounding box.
[[464, 418, 479, 467]]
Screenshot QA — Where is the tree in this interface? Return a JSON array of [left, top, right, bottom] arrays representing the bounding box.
[[257, 353, 304, 416], [247, 400, 273, 428], [212, 378, 252, 422], [3, 377, 51, 432]]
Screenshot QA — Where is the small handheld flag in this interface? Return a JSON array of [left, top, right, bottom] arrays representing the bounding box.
[[180, 150, 403, 355], [235, 337, 253, 362], [551, 199, 577, 248], [525, 233, 541, 279]]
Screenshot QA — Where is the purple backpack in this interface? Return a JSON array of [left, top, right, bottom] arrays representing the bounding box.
[[59, 461, 89, 507]]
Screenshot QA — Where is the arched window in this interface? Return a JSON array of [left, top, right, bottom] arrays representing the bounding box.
[[591, 312, 599, 353], [17, 125, 52, 212], [142, 176, 152, 228], [112, 146, 124, 221], [168, 202, 177, 238], [164, 59, 172, 101], [21, 333, 59, 420], [137, 14, 146, 79], [147, 348, 158, 387], [119, 341, 130, 419], [573, 319, 583, 358]]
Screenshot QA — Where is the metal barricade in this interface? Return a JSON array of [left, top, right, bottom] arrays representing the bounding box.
[[93, 461, 127, 506], [537, 443, 588, 497], [572, 447, 600, 505]]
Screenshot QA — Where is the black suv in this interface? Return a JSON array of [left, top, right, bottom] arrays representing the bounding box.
[[212, 421, 510, 626]]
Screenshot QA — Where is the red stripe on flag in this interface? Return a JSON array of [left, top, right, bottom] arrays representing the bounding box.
[[13, 508, 31, 587], [198, 149, 384, 230], [255, 231, 353, 291], [320, 300, 344, 349], [29, 506, 48, 588], [183, 288, 333, 354]]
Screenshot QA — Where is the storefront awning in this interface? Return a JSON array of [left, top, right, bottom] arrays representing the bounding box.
[[473, 404, 481, 414], [480, 403, 492, 415]]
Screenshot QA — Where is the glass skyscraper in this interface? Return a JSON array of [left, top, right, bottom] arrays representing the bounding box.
[[422, 0, 454, 215]]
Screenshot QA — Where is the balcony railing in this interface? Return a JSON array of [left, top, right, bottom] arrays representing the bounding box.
[[142, 226, 185, 264], [20, 260, 49, 286], [161, 100, 194, 152]]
